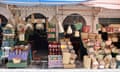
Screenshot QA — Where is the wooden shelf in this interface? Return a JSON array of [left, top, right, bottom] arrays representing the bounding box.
[[3, 34, 15, 36]]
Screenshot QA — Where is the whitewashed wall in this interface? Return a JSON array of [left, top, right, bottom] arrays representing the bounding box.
[[0, 7, 13, 19]]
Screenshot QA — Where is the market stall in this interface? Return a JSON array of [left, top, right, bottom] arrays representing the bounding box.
[[0, 0, 120, 69]]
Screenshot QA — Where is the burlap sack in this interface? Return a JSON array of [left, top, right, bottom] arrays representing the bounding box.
[[101, 27, 106, 32], [92, 59, 99, 69], [63, 52, 71, 64], [105, 40, 112, 46], [110, 58, 117, 69], [112, 37, 118, 42], [104, 48, 112, 54], [83, 55, 91, 69], [113, 27, 119, 32], [61, 48, 69, 52]]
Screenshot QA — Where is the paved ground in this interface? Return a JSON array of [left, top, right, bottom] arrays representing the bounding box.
[[0, 60, 83, 69]]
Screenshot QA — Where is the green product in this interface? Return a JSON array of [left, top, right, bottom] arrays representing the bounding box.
[[74, 23, 83, 30], [7, 62, 27, 68], [96, 24, 101, 30]]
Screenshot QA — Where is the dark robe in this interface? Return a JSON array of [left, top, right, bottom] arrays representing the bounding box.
[[70, 33, 87, 61], [31, 23, 48, 56]]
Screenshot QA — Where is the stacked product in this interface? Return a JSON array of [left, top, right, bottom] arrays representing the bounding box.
[[1, 24, 15, 58], [7, 45, 30, 68], [60, 39, 77, 68], [47, 23, 56, 41], [81, 32, 120, 69], [16, 23, 26, 45], [48, 42, 63, 68]]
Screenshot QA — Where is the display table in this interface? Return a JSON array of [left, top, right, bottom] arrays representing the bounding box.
[[6, 45, 30, 68], [7, 61, 27, 68]]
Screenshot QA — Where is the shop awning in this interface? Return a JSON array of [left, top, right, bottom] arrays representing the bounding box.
[[0, 0, 89, 6], [0, 0, 120, 9], [82, 0, 120, 9]]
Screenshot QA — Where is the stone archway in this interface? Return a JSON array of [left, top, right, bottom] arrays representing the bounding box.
[[0, 14, 8, 27], [25, 13, 46, 22], [25, 13, 48, 59], [62, 13, 87, 61], [62, 13, 86, 32]]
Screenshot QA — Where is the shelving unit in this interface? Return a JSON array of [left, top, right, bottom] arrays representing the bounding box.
[[48, 42, 63, 68], [6, 45, 30, 68], [1, 24, 15, 59], [47, 23, 56, 42]]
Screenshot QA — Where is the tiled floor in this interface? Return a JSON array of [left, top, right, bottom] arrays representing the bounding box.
[[28, 62, 48, 69]]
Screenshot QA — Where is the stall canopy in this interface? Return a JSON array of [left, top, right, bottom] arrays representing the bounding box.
[[0, 0, 89, 6], [82, 0, 120, 9], [0, 0, 120, 9]]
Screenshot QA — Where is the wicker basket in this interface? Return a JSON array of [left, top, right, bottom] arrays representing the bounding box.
[[106, 27, 113, 32], [81, 32, 88, 39], [101, 27, 106, 32], [12, 58, 21, 64], [112, 37, 118, 42], [116, 55, 120, 61], [96, 34, 102, 39], [82, 25, 90, 33], [63, 52, 71, 64], [83, 55, 91, 69], [88, 33, 96, 39]]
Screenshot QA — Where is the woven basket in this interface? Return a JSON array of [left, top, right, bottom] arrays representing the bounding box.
[[101, 27, 106, 32], [63, 53, 71, 64], [112, 37, 118, 42], [104, 48, 111, 54], [106, 27, 113, 32], [83, 55, 91, 69], [116, 55, 120, 61], [113, 27, 119, 32], [13, 58, 21, 64], [81, 32, 88, 39], [88, 33, 96, 39], [82, 25, 90, 33], [96, 34, 102, 39], [105, 40, 112, 46]]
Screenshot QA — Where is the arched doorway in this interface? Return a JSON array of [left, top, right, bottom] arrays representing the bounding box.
[[25, 13, 46, 22], [25, 13, 47, 31], [0, 14, 8, 27], [62, 13, 87, 61], [63, 13, 86, 32], [25, 13, 48, 61]]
